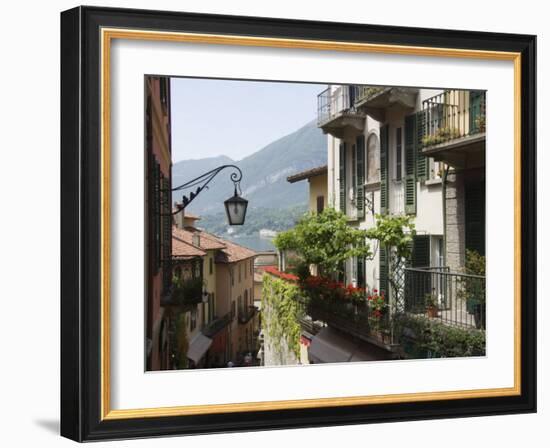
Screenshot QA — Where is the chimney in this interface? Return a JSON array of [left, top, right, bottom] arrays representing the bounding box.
[[192, 233, 201, 248]]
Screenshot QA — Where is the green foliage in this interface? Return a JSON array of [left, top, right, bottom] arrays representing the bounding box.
[[365, 214, 416, 259], [289, 261, 311, 283], [261, 274, 304, 357], [274, 208, 372, 275], [394, 314, 486, 358], [172, 276, 203, 306], [464, 249, 485, 277], [459, 249, 486, 328], [421, 127, 460, 147]]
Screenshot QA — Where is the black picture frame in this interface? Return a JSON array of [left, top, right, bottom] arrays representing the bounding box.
[[61, 5, 536, 442]]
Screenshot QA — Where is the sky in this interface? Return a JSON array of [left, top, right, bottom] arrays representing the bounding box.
[[170, 78, 323, 163]]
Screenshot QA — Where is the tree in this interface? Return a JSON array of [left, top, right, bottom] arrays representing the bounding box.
[[365, 214, 416, 260], [274, 208, 372, 276]]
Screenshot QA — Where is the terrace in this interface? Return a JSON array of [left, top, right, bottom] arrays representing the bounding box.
[[353, 86, 418, 122], [317, 86, 366, 138], [421, 90, 486, 169], [401, 267, 486, 330]]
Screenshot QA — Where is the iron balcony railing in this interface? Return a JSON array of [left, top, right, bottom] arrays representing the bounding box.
[[170, 276, 204, 307], [403, 267, 486, 329], [296, 295, 392, 344], [317, 86, 355, 126], [421, 90, 486, 148], [238, 306, 257, 324]]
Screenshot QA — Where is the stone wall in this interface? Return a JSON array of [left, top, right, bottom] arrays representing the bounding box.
[[445, 170, 466, 272]]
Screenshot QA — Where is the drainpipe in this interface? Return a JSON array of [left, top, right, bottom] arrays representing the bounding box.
[[442, 165, 450, 266]]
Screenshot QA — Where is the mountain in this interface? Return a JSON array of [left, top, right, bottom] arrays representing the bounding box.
[[172, 155, 234, 192], [171, 120, 327, 215]]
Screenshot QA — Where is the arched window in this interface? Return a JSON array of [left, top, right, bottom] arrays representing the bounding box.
[[366, 133, 380, 183]]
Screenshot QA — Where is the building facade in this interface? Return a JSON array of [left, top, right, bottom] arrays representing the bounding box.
[[172, 213, 258, 367], [145, 76, 172, 371], [318, 84, 485, 325]]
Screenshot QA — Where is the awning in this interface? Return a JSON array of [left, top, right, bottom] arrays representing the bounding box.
[[308, 327, 390, 363], [187, 333, 213, 363]]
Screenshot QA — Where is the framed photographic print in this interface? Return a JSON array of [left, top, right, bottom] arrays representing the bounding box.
[[60, 6, 536, 442]]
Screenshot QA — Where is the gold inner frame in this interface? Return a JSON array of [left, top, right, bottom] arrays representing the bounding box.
[[100, 28, 522, 420]]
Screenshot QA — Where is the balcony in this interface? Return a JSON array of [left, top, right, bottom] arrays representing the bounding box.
[[238, 305, 258, 324], [164, 276, 204, 308], [421, 90, 486, 169], [354, 86, 418, 122], [297, 295, 392, 350], [202, 312, 233, 338], [402, 267, 486, 329], [317, 86, 365, 138]]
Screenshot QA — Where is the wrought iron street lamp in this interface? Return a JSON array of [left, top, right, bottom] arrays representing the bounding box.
[[171, 164, 248, 225]]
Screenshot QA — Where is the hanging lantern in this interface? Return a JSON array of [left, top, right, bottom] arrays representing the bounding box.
[[224, 188, 248, 225]]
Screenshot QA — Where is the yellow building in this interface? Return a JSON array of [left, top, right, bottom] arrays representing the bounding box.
[[172, 212, 257, 367], [287, 165, 328, 214]]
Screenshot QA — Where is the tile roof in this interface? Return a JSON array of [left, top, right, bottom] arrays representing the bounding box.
[[215, 238, 256, 264], [172, 225, 256, 263], [172, 232, 206, 259], [173, 226, 226, 250], [287, 164, 328, 183]]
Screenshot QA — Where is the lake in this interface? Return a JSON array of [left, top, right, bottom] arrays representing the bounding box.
[[223, 234, 276, 252]]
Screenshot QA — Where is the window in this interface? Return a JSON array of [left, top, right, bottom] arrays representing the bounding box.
[[395, 127, 403, 181], [238, 264, 242, 283], [250, 260, 253, 276], [194, 260, 201, 279], [190, 309, 197, 331], [210, 293, 215, 320], [317, 195, 325, 214], [209, 257, 213, 275], [231, 300, 236, 319], [159, 77, 168, 111], [366, 134, 380, 183]]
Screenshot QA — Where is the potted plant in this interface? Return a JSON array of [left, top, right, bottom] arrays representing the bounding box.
[[368, 290, 387, 337], [424, 293, 438, 318]]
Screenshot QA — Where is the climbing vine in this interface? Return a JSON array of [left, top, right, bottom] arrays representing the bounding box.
[[261, 274, 304, 358]]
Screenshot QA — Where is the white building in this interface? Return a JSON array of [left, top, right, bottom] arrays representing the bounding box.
[[318, 85, 485, 311]]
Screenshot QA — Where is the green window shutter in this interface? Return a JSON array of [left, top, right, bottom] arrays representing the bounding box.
[[380, 125, 389, 214], [411, 235, 430, 267], [356, 135, 365, 218], [406, 234, 432, 311], [416, 110, 428, 180], [404, 114, 417, 215], [379, 244, 389, 296], [339, 142, 346, 214], [357, 256, 365, 288]]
